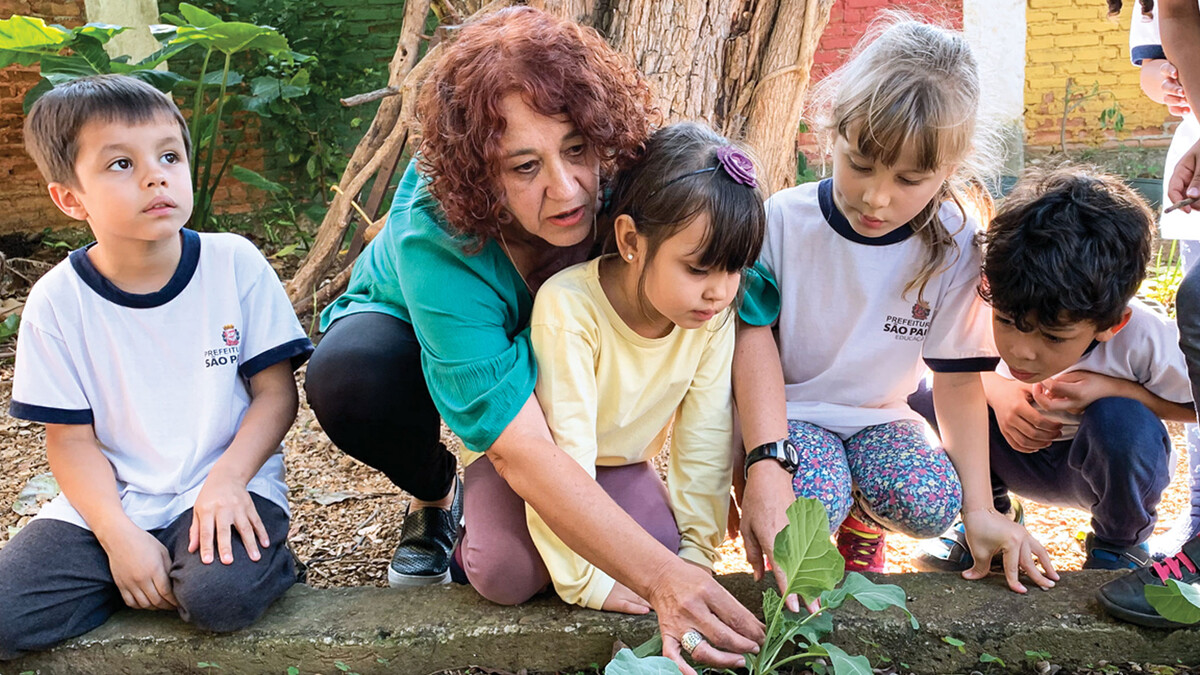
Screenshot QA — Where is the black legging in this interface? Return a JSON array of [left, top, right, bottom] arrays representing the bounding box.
[[305, 311, 457, 502]]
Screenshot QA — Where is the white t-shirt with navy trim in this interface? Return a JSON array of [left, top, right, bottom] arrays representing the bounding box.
[[761, 179, 998, 438], [1129, 3, 1200, 240], [996, 298, 1191, 441], [9, 229, 313, 532]]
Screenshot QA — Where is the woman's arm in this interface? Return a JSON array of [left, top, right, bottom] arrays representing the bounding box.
[[488, 395, 763, 674]]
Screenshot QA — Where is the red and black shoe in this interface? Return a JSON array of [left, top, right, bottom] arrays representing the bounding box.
[[837, 512, 886, 573], [1097, 533, 1200, 628]]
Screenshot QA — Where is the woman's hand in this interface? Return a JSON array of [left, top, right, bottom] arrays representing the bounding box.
[[1168, 137, 1200, 210], [647, 558, 763, 675]]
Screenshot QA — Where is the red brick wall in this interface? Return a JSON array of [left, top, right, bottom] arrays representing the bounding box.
[[0, 0, 84, 236], [800, 0, 964, 159]]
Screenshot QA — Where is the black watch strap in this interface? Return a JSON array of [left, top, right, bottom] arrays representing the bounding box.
[[744, 439, 799, 479]]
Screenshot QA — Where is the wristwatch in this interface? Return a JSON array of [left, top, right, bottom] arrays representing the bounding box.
[[744, 438, 799, 479]]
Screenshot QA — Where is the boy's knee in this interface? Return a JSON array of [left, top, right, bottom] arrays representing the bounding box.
[[865, 483, 961, 539], [173, 556, 294, 633], [1079, 398, 1168, 468]]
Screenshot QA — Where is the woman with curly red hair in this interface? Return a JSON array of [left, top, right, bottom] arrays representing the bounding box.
[[305, 6, 762, 670]]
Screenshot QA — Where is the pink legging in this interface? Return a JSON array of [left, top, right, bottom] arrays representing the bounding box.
[[458, 456, 681, 606]]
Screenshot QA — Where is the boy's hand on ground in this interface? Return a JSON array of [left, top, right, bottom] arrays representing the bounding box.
[[646, 557, 764, 675], [961, 509, 1058, 594], [602, 580, 652, 615], [1032, 371, 1115, 415], [739, 462, 802, 613], [106, 524, 177, 610], [987, 377, 1061, 452], [189, 474, 269, 565]]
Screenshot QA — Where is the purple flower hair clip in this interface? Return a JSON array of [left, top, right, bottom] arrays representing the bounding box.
[[717, 145, 757, 189]]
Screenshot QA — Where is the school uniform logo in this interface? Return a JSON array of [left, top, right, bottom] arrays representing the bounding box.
[[883, 302, 932, 342], [204, 324, 241, 368]]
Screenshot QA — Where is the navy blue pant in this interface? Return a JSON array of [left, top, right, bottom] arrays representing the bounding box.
[[0, 494, 294, 660], [909, 385, 1172, 547]]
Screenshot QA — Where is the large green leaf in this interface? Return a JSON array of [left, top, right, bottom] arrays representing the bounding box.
[[818, 573, 918, 629], [127, 69, 188, 94], [0, 16, 71, 53], [1145, 580, 1200, 625], [21, 77, 53, 113], [177, 3, 223, 28], [773, 498, 845, 603], [74, 23, 125, 43], [605, 648, 682, 675], [171, 23, 289, 57], [820, 643, 872, 675]]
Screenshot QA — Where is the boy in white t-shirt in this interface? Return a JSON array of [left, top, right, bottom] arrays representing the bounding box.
[[913, 166, 1193, 572], [0, 74, 312, 659]]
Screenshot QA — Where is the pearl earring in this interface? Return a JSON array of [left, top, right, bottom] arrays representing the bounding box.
[[627, 253, 634, 260]]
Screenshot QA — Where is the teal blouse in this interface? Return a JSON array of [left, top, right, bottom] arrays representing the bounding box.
[[321, 162, 535, 452]]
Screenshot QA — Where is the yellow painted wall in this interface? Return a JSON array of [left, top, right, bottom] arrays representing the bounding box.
[[1025, 0, 1176, 150]]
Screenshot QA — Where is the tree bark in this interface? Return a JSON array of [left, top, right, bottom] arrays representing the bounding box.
[[286, 0, 832, 309]]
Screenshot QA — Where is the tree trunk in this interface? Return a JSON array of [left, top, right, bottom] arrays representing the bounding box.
[[285, 0, 832, 309]]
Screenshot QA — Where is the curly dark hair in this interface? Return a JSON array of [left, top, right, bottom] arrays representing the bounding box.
[[980, 166, 1155, 331], [416, 6, 658, 246], [1107, 0, 1154, 17]]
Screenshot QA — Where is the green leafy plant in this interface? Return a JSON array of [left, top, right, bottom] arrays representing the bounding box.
[[941, 636, 966, 654], [1058, 78, 1125, 155], [1025, 650, 1053, 661], [979, 653, 1006, 668], [1145, 579, 1200, 625], [0, 6, 312, 231], [607, 498, 917, 675]]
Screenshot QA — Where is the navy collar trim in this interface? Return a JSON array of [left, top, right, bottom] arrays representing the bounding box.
[[69, 229, 201, 308], [818, 178, 915, 246]]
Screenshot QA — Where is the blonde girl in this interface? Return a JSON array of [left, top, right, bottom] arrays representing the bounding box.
[[733, 18, 1058, 608]]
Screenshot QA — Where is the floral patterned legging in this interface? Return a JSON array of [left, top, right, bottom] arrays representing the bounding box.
[[789, 418, 962, 538]]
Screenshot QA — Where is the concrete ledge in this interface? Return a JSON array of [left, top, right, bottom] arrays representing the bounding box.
[[3, 572, 1199, 674]]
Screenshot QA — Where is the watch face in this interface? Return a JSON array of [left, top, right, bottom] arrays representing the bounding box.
[[782, 440, 799, 465]]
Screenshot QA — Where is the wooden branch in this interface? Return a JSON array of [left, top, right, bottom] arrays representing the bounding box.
[[340, 86, 399, 107], [286, 0, 434, 307]]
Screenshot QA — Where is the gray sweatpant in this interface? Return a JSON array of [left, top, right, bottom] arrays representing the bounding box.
[[0, 493, 295, 660]]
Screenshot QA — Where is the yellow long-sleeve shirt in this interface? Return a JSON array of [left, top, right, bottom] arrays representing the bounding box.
[[525, 257, 735, 609]]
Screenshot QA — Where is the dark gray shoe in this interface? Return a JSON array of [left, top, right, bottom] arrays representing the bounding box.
[[388, 475, 463, 587]]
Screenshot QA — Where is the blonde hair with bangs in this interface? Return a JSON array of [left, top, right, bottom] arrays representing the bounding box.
[[815, 15, 998, 302]]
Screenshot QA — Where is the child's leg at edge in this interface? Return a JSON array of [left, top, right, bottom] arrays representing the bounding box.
[[0, 519, 123, 659], [1172, 245, 1200, 534], [788, 420, 853, 532], [161, 493, 295, 632], [843, 419, 962, 539]]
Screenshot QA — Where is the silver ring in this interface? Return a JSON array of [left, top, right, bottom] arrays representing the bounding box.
[[680, 629, 705, 655]]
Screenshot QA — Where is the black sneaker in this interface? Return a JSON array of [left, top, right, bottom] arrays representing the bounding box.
[[1082, 533, 1150, 570], [912, 500, 1024, 572], [387, 475, 464, 587], [1098, 533, 1200, 628]]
